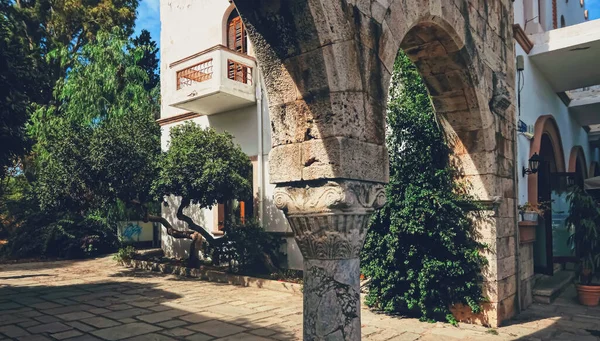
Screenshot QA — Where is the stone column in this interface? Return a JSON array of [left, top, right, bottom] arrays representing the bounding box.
[[274, 180, 385, 341]]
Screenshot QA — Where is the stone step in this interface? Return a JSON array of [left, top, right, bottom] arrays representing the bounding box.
[[532, 270, 576, 304]]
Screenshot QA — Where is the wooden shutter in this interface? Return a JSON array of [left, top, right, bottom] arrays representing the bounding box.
[[227, 16, 246, 54]]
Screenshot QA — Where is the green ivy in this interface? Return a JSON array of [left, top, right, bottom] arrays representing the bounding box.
[[361, 51, 487, 325]]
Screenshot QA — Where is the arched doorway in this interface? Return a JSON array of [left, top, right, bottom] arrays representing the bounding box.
[[569, 146, 588, 186], [234, 0, 516, 332], [591, 161, 600, 177], [528, 115, 567, 274]]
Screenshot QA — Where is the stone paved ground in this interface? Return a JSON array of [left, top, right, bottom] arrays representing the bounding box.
[[1, 257, 600, 340]]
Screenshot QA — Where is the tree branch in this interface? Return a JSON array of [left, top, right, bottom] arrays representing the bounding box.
[[176, 198, 225, 245], [131, 200, 194, 240]]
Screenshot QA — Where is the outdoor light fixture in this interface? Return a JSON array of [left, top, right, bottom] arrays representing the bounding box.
[[568, 176, 576, 187], [522, 153, 541, 177]]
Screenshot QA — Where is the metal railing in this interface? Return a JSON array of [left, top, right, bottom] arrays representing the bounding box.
[[176, 59, 213, 90]]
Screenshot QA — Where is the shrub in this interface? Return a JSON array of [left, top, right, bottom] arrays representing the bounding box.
[[207, 218, 284, 274], [114, 245, 136, 265], [4, 213, 119, 259], [360, 51, 486, 325]]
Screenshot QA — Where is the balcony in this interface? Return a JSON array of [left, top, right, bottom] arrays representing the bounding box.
[[168, 45, 256, 115], [528, 20, 600, 92]]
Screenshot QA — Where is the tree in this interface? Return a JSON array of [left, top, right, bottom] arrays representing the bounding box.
[[361, 51, 486, 324], [13, 0, 139, 104], [151, 122, 253, 266], [29, 30, 255, 266], [0, 0, 42, 178], [131, 29, 159, 92], [0, 0, 140, 175]]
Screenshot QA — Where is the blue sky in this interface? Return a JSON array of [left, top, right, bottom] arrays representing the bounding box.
[[134, 0, 161, 47], [589, 0, 600, 20], [132, 0, 600, 47]]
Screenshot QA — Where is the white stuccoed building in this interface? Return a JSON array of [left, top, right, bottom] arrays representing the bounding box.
[[158, 0, 302, 269], [513, 0, 600, 308]]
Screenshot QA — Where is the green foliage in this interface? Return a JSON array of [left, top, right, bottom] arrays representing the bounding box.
[[154, 122, 253, 209], [361, 51, 486, 324], [207, 219, 283, 274], [0, 0, 40, 176], [4, 212, 119, 259], [114, 245, 137, 265], [131, 29, 160, 94], [30, 29, 160, 214], [566, 188, 600, 284]]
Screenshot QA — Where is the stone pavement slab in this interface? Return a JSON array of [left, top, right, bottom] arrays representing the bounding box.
[[1, 256, 599, 340]]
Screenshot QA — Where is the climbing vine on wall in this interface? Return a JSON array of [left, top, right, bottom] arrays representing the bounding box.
[[361, 51, 487, 325]]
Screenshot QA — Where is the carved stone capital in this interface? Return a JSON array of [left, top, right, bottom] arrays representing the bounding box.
[[274, 180, 386, 260], [273, 180, 386, 216]]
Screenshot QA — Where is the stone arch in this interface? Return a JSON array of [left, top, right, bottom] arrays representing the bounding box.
[[568, 145, 588, 180], [233, 0, 516, 332], [527, 115, 566, 204]]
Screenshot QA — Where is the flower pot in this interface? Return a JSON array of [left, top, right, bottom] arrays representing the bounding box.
[[576, 284, 600, 306], [521, 211, 538, 222]]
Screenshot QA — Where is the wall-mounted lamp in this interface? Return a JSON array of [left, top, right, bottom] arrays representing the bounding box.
[[522, 153, 541, 177], [567, 175, 576, 187]]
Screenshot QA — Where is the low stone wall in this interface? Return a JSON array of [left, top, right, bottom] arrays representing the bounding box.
[[123, 259, 303, 296]]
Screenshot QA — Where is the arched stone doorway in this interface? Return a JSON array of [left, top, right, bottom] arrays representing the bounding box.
[[233, 0, 516, 335]]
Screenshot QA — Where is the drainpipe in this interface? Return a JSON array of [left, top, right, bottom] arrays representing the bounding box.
[[256, 70, 264, 223]]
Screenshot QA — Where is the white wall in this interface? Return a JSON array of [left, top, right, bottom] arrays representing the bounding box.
[[514, 41, 595, 206]]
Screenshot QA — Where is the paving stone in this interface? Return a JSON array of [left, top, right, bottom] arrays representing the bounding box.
[[137, 309, 189, 323], [123, 333, 177, 341], [161, 327, 196, 337], [91, 322, 162, 340], [102, 308, 151, 320], [0, 325, 30, 338], [87, 308, 110, 315], [51, 330, 84, 340], [180, 313, 216, 324], [80, 316, 121, 329], [158, 320, 188, 328], [17, 320, 40, 328], [16, 335, 52, 341], [107, 304, 132, 311], [67, 321, 96, 332], [34, 315, 60, 324], [213, 333, 272, 341], [129, 300, 156, 308], [185, 333, 214, 341], [28, 322, 72, 334], [187, 320, 246, 338], [29, 302, 61, 310], [248, 328, 277, 337], [57, 311, 95, 321]]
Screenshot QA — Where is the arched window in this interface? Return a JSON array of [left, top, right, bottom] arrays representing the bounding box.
[[227, 10, 247, 54], [561, 15, 566, 27]]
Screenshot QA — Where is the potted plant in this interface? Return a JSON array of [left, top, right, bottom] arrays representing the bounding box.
[[566, 188, 600, 306], [518, 201, 550, 222]]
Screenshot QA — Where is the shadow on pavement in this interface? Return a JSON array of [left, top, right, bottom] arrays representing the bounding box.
[[0, 273, 300, 340]]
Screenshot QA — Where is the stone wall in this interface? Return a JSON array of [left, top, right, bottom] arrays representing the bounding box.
[[234, 0, 517, 331]]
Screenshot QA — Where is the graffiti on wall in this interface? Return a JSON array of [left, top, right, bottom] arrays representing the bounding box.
[[122, 223, 143, 241]]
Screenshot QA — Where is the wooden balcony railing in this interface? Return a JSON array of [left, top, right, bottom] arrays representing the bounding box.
[[227, 59, 252, 85], [176, 59, 213, 90]]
